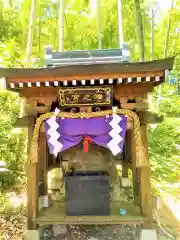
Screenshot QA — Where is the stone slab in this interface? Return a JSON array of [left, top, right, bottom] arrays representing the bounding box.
[[139, 229, 157, 240], [23, 230, 40, 240]]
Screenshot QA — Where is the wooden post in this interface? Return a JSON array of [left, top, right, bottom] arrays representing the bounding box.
[[139, 123, 153, 228], [39, 131, 48, 194], [31, 162, 38, 224], [27, 117, 37, 230], [128, 130, 140, 206]]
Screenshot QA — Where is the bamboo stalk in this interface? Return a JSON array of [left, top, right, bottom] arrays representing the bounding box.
[[97, 0, 102, 49], [26, 0, 37, 67], [157, 0, 175, 110], [117, 0, 124, 48], [134, 0, 145, 61], [59, 0, 64, 52], [151, 7, 155, 61]]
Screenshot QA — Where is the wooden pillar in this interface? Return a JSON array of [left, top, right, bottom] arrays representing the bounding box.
[[128, 130, 140, 206], [139, 123, 153, 228], [39, 131, 48, 195], [121, 161, 129, 178], [27, 117, 37, 230], [31, 161, 38, 227]]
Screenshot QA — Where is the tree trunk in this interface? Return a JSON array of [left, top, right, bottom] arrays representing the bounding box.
[[26, 0, 37, 67], [134, 0, 145, 61], [38, 17, 41, 63], [58, 0, 64, 52], [151, 7, 155, 60], [164, 0, 175, 58], [157, 0, 175, 110], [131, 40, 135, 61], [117, 0, 124, 48], [9, 0, 13, 7], [97, 0, 102, 49]]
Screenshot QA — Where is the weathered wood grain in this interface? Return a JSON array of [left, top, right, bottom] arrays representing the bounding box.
[[36, 201, 147, 225]]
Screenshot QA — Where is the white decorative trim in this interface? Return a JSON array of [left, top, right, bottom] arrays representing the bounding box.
[[10, 83, 15, 88], [8, 75, 163, 89], [165, 69, 169, 80], [90, 79, 95, 85], [112, 106, 117, 115], [108, 78, 113, 84], [81, 80, 86, 85], [54, 107, 60, 115], [137, 77, 142, 83], [47, 108, 63, 156], [146, 76, 151, 82], [155, 76, 160, 82], [107, 115, 123, 155], [0, 78, 6, 89], [117, 78, 122, 84], [54, 81, 58, 86], [36, 82, 40, 87], [27, 82, 32, 87], [63, 80, 68, 86], [99, 78, 104, 84], [128, 77, 132, 83], [72, 80, 77, 86]]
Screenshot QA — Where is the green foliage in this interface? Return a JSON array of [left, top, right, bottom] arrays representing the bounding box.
[[0, 192, 26, 215], [153, 83, 180, 117], [149, 118, 180, 183], [0, 89, 27, 190]]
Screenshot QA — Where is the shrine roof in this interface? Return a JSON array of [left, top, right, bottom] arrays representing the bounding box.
[[0, 57, 174, 79], [0, 47, 174, 90]]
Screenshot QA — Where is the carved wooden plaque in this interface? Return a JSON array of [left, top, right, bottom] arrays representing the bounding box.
[[59, 86, 113, 107]]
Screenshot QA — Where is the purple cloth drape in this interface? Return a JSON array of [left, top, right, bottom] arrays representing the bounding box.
[[45, 115, 127, 156]]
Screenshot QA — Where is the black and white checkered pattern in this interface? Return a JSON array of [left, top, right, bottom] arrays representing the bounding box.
[[8, 75, 165, 89]]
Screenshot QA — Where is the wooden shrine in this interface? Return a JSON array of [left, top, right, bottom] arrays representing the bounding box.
[[0, 47, 174, 231]]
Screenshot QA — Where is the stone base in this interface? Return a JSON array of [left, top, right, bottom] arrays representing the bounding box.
[[53, 225, 67, 236], [23, 230, 40, 240], [139, 229, 157, 240], [121, 177, 132, 187]]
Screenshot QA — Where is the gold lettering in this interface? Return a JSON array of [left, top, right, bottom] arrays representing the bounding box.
[[94, 94, 103, 100], [72, 94, 80, 102], [83, 94, 91, 101]]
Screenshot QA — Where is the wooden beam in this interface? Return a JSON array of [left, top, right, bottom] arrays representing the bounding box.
[[27, 117, 36, 230], [39, 132, 48, 194], [138, 111, 164, 123], [15, 115, 134, 130], [119, 97, 128, 104], [7, 71, 164, 83], [114, 84, 154, 95], [20, 87, 58, 98], [31, 162, 38, 222], [20, 98, 37, 117], [36, 106, 51, 114], [23, 104, 37, 117], [139, 124, 153, 228], [15, 115, 29, 128], [128, 130, 140, 206], [121, 102, 148, 111]]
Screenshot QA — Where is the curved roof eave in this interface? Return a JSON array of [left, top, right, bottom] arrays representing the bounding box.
[[0, 57, 175, 79]]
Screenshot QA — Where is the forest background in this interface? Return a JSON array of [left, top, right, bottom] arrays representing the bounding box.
[[0, 0, 179, 237]]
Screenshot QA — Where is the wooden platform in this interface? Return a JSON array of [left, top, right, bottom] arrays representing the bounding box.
[[36, 201, 147, 225]]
